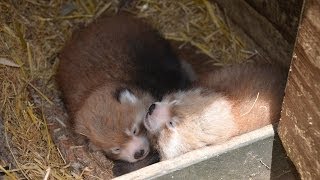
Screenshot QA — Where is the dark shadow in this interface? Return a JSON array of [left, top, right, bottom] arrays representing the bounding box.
[[268, 0, 305, 178], [112, 150, 160, 177], [270, 124, 300, 180]]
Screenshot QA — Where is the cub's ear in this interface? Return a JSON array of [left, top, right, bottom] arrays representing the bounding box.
[[115, 88, 138, 104]]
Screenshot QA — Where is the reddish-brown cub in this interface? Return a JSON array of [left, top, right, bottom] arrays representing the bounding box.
[[56, 15, 190, 162]]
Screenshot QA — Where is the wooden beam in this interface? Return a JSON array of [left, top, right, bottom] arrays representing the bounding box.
[[278, 0, 320, 178]]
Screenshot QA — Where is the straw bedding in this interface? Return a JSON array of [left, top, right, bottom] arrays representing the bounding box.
[[0, 0, 251, 179]]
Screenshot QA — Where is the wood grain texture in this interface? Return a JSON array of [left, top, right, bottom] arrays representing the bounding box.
[[245, 0, 303, 44], [278, 0, 320, 179], [213, 0, 303, 67]]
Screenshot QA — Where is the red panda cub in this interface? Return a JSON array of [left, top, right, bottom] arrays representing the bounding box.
[[56, 15, 191, 162], [144, 63, 287, 160]]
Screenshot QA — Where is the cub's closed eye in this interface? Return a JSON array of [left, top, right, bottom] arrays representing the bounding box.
[[132, 126, 139, 135], [111, 147, 121, 154], [168, 121, 176, 128]]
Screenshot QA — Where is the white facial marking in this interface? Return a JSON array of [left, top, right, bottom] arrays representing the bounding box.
[[118, 135, 150, 162], [145, 102, 171, 134], [125, 128, 132, 136], [119, 89, 137, 104]]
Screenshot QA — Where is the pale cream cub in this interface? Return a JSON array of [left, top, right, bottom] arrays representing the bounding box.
[[144, 63, 287, 160]]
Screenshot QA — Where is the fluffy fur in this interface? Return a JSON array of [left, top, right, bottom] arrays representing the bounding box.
[[144, 63, 287, 160], [56, 15, 191, 162]]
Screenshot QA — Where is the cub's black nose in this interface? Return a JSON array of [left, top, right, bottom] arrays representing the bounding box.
[[148, 104, 156, 115], [134, 149, 145, 159]]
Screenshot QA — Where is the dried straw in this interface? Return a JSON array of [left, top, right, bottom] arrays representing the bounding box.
[[126, 0, 249, 65], [0, 0, 117, 179]]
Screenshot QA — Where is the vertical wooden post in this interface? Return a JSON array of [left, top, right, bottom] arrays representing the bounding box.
[[278, 0, 320, 178]]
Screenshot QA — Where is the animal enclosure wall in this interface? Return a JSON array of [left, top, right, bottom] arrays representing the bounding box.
[[278, 0, 320, 178], [213, 0, 303, 67]]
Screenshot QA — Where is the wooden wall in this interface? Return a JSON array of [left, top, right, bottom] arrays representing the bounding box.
[[213, 0, 303, 67], [244, 0, 303, 44], [278, 0, 320, 178]]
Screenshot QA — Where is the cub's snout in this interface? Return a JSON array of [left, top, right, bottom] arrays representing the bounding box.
[[144, 102, 173, 135], [119, 134, 150, 162]]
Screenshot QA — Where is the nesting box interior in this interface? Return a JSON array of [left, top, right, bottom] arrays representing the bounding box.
[[0, 0, 306, 179]]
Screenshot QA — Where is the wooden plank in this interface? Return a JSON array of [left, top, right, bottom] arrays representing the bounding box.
[[115, 125, 275, 180], [213, 0, 303, 67], [278, 0, 320, 178], [244, 0, 303, 44]]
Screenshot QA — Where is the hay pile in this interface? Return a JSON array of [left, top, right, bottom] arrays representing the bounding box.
[[0, 0, 250, 179], [128, 0, 248, 64]]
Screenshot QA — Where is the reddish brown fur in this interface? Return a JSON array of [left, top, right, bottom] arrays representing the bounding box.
[[74, 83, 153, 161], [57, 15, 190, 114], [57, 15, 154, 115], [197, 63, 287, 134], [56, 15, 190, 162]]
